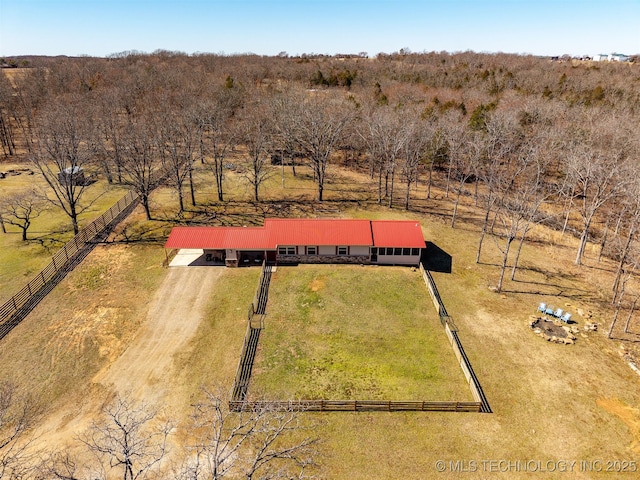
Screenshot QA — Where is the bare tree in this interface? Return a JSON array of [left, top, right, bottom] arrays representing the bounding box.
[[176, 388, 249, 480], [271, 94, 302, 180], [608, 248, 639, 338], [119, 116, 162, 220], [509, 146, 554, 280], [474, 111, 523, 262], [175, 388, 317, 480], [94, 87, 127, 184], [449, 129, 482, 228], [191, 83, 244, 203], [0, 189, 47, 241], [79, 395, 172, 480], [564, 114, 631, 265], [282, 90, 352, 202], [238, 93, 276, 202], [611, 178, 640, 305], [439, 111, 467, 199], [1, 65, 52, 157], [491, 150, 549, 292], [0, 72, 17, 157], [401, 118, 431, 210], [423, 123, 447, 201], [0, 382, 42, 479], [242, 404, 316, 480], [36, 452, 83, 480], [157, 98, 198, 212], [29, 96, 97, 234], [357, 104, 410, 206]]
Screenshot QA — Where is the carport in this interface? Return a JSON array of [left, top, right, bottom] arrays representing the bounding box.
[[164, 225, 275, 268]]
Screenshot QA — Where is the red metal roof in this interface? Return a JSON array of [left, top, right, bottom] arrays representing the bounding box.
[[164, 219, 425, 250], [165, 226, 272, 250], [371, 220, 426, 248], [264, 218, 372, 246]]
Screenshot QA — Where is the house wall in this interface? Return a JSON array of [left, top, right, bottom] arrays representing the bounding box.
[[224, 249, 238, 267], [318, 246, 334, 255], [350, 246, 369, 255], [376, 254, 420, 266]]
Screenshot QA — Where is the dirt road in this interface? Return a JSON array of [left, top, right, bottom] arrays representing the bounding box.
[[37, 265, 223, 447], [93, 266, 223, 400]]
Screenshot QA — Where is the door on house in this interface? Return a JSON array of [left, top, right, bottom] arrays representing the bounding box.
[[267, 250, 277, 264]]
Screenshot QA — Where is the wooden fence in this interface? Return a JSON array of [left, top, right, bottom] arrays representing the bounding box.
[[231, 260, 272, 401], [419, 262, 491, 413], [229, 399, 482, 413], [0, 190, 138, 327], [228, 261, 486, 414]]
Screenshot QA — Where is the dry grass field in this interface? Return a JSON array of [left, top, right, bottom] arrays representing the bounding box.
[[1, 160, 639, 478]]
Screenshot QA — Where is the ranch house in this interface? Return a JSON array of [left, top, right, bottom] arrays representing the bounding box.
[[164, 218, 425, 267]]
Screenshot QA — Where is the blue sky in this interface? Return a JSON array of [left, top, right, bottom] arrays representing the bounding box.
[[1, 0, 638, 57]]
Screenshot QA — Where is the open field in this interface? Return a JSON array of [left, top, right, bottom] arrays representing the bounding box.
[[0, 159, 639, 478], [0, 162, 129, 304], [252, 264, 472, 401]]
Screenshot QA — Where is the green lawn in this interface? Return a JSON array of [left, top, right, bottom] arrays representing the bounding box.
[[0, 164, 129, 304], [251, 264, 472, 401]]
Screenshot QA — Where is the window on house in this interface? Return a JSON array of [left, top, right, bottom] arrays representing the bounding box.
[[278, 246, 296, 255], [371, 247, 377, 255], [337, 246, 348, 255], [394, 248, 402, 256], [403, 248, 410, 256], [278, 246, 287, 255], [307, 246, 317, 255], [411, 248, 420, 256]]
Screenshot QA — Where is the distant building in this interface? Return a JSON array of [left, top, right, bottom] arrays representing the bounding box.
[[593, 53, 629, 62], [608, 53, 629, 62]]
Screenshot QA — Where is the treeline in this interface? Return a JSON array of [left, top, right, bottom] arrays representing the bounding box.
[[0, 52, 639, 303]]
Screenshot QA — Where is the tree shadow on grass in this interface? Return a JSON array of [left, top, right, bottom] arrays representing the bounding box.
[[500, 276, 593, 299]]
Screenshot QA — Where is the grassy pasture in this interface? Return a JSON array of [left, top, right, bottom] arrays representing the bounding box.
[[0, 163, 128, 304], [1, 155, 640, 478], [252, 264, 472, 401]]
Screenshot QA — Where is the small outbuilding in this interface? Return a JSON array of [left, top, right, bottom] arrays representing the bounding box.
[[57, 166, 86, 186]]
